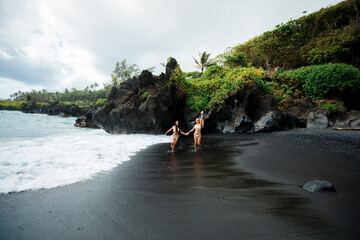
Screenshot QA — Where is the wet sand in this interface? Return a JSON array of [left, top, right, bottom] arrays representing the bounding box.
[[1, 130, 359, 239]]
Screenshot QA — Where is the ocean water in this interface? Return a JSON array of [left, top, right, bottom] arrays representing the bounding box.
[[0, 111, 169, 194]]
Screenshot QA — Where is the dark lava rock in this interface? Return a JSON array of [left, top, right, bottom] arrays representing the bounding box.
[[21, 101, 90, 117], [74, 111, 99, 128], [307, 112, 329, 129], [254, 111, 281, 133], [93, 58, 187, 134], [282, 96, 316, 118], [334, 110, 360, 128], [234, 115, 254, 133], [200, 87, 302, 133]]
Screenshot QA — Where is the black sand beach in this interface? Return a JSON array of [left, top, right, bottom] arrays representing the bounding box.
[[1, 130, 359, 239]]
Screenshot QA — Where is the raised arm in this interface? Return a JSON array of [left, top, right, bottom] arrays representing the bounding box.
[[165, 126, 174, 135], [200, 111, 204, 127]]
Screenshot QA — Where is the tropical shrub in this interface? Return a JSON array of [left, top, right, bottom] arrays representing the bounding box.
[[277, 63, 360, 99], [95, 98, 108, 106], [184, 71, 201, 79], [318, 101, 345, 112], [183, 65, 265, 111]]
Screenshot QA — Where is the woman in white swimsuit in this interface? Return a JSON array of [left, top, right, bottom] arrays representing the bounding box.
[[165, 121, 186, 152], [186, 111, 204, 152]]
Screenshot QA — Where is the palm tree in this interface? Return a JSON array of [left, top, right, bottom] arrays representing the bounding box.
[[193, 51, 214, 74], [94, 82, 99, 91], [64, 88, 69, 101], [103, 83, 112, 98]]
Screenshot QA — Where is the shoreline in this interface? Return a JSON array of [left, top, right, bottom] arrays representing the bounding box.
[[1, 131, 359, 239]]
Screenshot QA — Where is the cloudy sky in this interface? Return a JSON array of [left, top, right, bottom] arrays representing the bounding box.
[[0, 0, 343, 99]]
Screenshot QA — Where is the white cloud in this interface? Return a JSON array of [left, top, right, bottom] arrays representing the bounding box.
[[0, 48, 14, 60]]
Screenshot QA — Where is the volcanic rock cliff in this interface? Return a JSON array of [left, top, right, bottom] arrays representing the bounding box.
[[93, 58, 187, 133], [93, 58, 299, 134], [92, 58, 360, 134]]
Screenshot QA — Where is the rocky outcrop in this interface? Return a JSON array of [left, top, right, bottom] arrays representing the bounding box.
[[307, 112, 329, 129], [282, 96, 316, 118], [254, 111, 281, 132], [0, 105, 18, 111], [194, 87, 306, 133], [333, 110, 360, 128], [91, 58, 360, 134], [304, 109, 360, 129], [74, 111, 99, 128], [93, 58, 187, 134], [20, 101, 90, 117]]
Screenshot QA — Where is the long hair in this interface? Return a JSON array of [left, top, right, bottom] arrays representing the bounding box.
[[175, 121, 179, 132], [196, 118, 204, 128]]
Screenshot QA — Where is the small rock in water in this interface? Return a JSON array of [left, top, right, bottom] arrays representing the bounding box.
[[302, 180, 335, 192]]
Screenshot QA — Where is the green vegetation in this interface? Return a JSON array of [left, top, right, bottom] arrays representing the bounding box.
[[318, 101, 345, 112], [0, 100, 51, 110], [9, 87, 106, 106], [184, 71, 201, 79], [95, 98, 108, 107], [141, 91, 149, 100], [110, 59, 140, 88], [181, 65, 265, 111], [193, 52, 215, 73], [277, 63, 360, 99], [217, 0, 360, 70], [0, 100, 27, 108]]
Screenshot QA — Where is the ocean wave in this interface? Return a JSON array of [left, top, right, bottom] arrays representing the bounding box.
[[0, 111, 169, 194]]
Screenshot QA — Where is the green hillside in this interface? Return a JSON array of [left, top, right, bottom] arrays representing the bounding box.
[[178, 1, 360, 112], [217, 0, 360, 70]]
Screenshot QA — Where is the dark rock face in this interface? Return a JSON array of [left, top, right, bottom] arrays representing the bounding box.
[[93, 59, 186, 134], [282, 96, 316, 118], [307, 112, 329, 129], [235, 115, 255, 133], [196, 85, 304, 133], [0, 105, 18, 111], [74, 111, 99, 128], [333, 110, 360, 128], [20, 101, 90, 117], [254, 111, 281, 133]]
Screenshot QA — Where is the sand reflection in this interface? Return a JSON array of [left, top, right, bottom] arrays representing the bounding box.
[[193, 152, 204, 181], [169, 152, 180, 180]]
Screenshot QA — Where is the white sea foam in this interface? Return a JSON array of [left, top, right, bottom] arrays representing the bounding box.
[[0, 111, 169, 194]]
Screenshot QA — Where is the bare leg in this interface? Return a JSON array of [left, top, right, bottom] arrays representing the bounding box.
[[171, 136, 175, 149], [193, 134, 197, 152], [172, 137, 179, 152], [197, 135, 202, 146]]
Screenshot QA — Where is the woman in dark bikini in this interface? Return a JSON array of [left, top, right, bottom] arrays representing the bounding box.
[[186, 111, 204, 152], [165, 121, 186, 152]]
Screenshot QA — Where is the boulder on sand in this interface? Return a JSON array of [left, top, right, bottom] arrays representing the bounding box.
[[307, 112, 329, 129], [302, 180, 335, 192], [254, 111, 281, 133]]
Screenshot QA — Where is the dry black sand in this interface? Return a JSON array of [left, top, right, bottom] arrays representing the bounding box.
[[1, 130, 359, 239]]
